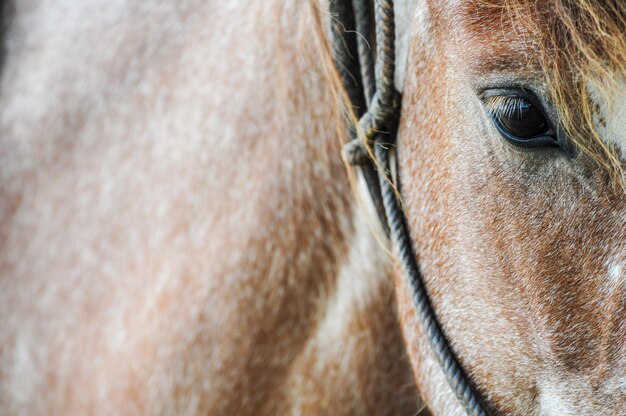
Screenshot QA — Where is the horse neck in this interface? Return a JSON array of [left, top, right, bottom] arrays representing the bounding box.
[[0, 0, 413, 412], [228, 2, 416, 412]]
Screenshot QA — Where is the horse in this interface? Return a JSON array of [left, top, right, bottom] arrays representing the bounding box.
[[0, 0, 624, 414]]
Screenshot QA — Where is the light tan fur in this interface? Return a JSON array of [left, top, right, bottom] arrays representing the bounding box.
[[0, 0, 417, 414]]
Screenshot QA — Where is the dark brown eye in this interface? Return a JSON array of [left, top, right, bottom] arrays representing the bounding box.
[[497, 98, 548, 138], [485, 94, 557, 148]]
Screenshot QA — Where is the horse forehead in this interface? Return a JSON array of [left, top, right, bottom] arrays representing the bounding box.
[[432, 0, 540, 74]]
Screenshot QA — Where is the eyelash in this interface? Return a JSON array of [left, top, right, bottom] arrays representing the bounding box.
[[484, 95, 530, 120]]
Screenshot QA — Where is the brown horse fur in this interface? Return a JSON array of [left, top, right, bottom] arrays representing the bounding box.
[[395, 0, 625, 414], [0, 0, 624, 415]]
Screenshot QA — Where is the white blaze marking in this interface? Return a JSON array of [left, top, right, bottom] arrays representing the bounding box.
[[603, 258, 625, 296], [589, 79, 626, 160], [608, 262, 623, 287], [538, 381, 576, 416]]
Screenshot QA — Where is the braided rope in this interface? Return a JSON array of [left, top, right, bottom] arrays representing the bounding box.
[[356, 0, 401, 144], [333, 0, 491, 414], [375, 143, 488, 416], [373, 0, 397, 119], [331, 0, 389, 231]]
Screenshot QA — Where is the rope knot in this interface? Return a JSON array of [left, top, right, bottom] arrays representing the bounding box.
[[358, 89, 402, 145]]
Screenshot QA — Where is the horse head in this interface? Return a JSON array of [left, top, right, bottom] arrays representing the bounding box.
[[388, 1, 625, 413]]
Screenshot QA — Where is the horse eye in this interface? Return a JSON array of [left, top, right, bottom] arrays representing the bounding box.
[[484, 93, 557, 148]]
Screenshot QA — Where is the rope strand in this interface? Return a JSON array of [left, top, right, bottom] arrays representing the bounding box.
[[332, 0, 490, 414], [375, 142, 488, 416]]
